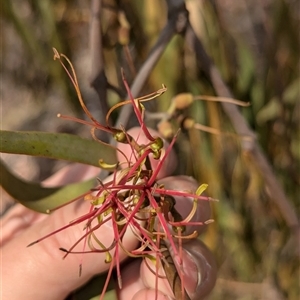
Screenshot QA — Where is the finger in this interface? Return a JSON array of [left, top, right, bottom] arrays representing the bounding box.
[[42, 163, 101, 186], [116, 259, 145, 299], [117, 259, 171, 300], [1, 163, 140, 300], [1, 164, 101, 245], [139, 239, 217, 300], [1, 196, 140, 300], [0, 204, 46, 245], [181, 239, 217, 299], [131, 289, 171, 300]]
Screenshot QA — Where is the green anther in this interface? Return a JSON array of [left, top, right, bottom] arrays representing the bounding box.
[[92, 195, 105, 206], [105, 252, 112, 263], [98, 159, 118, 170], [150, 137, 164, 152], [132, 195, 140, 205], [196, 183, 208, 196], [97, 213, 103, 223], [113, 130, 127, 143], [150, 137, 163, 159], [172, 225, 186, 234], [152, 150, 161, 160]]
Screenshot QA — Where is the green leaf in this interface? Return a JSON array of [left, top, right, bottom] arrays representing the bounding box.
[[0, 130, 117, 167], [0, 159, 96, 213]]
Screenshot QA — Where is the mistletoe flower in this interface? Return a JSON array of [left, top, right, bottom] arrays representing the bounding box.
[[25, 49, 217, 300]]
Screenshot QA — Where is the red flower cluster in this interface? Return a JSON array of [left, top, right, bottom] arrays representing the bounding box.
[[28, 49, 216, 300]]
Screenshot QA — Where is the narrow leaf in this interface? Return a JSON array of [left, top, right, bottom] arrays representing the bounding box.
[[0, 130, 117, 167], [0, 159, 96, 213]]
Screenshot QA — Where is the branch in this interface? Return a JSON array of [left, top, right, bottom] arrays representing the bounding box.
[[89, 0, 109, 127], [115, 1, 188, 129], [187, 25, 299, 239]]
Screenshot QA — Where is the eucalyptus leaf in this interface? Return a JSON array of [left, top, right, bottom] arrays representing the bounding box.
[[0, 130, 117, 167], [0, 159, 97, 213]]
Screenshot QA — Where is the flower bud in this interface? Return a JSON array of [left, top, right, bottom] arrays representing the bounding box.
[[172, 93, 194, 110]]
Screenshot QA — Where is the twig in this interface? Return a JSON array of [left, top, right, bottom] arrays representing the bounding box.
[[115, 2, 189, 129], [89, 0, 109, 129], [187, 24, 300, 240]]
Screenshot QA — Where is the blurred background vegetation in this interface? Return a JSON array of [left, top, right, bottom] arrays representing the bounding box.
[[1, 0, 299, 299]]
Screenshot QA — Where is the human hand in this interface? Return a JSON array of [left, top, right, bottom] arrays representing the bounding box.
[[1, 129, 217, 300]]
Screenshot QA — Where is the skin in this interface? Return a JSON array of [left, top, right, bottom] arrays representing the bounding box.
[[1, 129, 216, 300]]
